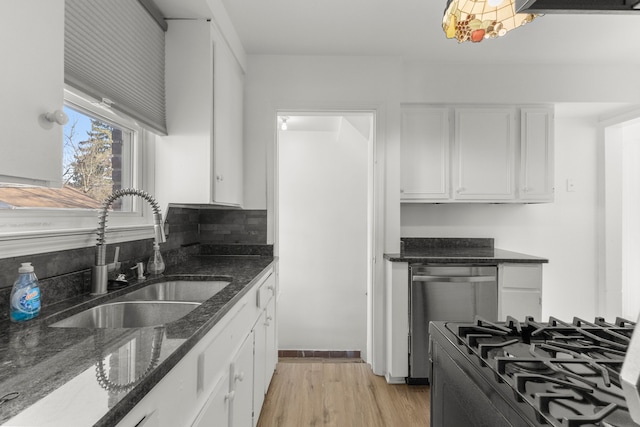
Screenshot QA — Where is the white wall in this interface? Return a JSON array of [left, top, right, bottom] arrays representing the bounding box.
[[278, 121, 368, 354]]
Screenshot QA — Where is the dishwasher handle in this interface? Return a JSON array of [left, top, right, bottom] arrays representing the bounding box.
[[412, 275, 496, 283]]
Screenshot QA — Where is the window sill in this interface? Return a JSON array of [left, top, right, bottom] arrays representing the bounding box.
[[0, 225, 156, 259]]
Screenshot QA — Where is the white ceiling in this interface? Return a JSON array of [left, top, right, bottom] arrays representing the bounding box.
[[219, 0, 640, 65], [155, 0, 640, 65]]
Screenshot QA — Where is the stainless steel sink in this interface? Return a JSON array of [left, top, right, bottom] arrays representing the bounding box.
[[50, 301, 201, 329], [118, 280, 230, 303]]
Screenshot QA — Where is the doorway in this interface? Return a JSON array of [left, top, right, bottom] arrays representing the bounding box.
[[603, 113, 640, 320], [275, 112, 375, 362]]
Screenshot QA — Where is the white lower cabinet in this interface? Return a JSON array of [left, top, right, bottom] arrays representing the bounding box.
[[230, 333, 256, 427], [116, 266, 277, 427], [385, 260, 409, 384], [264, 298, 277, 390], [498, 263, 543, 321], [116, 348, 199, 427], [192, 372, 231, 427], [252, 274, 277, 426], [193, 331, 254, 427]]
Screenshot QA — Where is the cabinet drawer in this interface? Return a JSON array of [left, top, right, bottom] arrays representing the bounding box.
[[500, 264, 542, 289], [257, 271, 275, 309]]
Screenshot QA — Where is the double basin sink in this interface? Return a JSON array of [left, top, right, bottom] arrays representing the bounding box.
[[51, 280, 230, 329]]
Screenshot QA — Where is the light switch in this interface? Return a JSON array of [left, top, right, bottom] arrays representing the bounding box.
[[566, 179, 576, 192]]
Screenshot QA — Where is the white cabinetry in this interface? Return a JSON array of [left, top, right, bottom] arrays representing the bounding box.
[[191, 372, 231, 427], [0, 0, 64, 187], [116, 266, 277, 427], [385, 260, 409, 384], [156, 19, 243, 210], [453, 108, 516, 200], [116, 345, 200, 427], [252, 271, 276, 425], [498, 263, 543, 321], [400, 105, 554, 203], [400, 107, 450, 200], [230, 333, 255, 426], [519, 108, 554, 202]]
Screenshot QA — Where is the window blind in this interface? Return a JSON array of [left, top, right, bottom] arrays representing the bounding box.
[[65, 0, 167, 135]]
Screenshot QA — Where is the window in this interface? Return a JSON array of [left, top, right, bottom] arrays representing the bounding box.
[[0, 103, 135, 211], [61, 104, 135, 212], [0, 88, 157, 258]]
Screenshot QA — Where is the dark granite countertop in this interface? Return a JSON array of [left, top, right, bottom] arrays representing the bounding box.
[[383, 237, 548, 264], [0, 255, 275, 427]]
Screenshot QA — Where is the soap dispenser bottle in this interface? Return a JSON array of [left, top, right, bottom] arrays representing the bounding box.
[[10, 262, 41, 322], [147, 243, 165, 275]]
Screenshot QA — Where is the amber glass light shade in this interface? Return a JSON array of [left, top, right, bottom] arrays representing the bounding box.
[[442, 0, 538, 43]]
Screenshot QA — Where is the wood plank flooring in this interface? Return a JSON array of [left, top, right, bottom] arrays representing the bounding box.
[[256, 359, 430, 427]]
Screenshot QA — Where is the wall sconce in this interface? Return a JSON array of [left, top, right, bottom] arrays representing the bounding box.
[[280, 117, 288, 131], [43, 109, 69, 125]]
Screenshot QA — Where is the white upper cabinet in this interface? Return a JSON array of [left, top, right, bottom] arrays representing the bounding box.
[[0, 0, 64, 187], [453, 108, 516, 201], [400, 107, 450, 200], [213, 35, 244, 206], [400, 105, 554, 203], [519, 107, 554, 202], [156, 19, 244, 210]]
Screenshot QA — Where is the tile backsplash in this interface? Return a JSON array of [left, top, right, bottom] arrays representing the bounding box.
[[0, 206, 269, 321], [200, 209, 267, 244]]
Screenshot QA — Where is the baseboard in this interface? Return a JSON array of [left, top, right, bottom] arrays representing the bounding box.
[[385, 373, 407, 384], [278, 350, 361, 359]]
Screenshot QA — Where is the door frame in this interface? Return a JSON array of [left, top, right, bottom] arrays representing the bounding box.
[[273, 109, 379, 367], [599, 108, 640, 320]]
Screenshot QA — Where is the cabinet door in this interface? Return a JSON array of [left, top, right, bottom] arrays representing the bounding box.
[[0, 0, 64, 187], [213, 31, 244, 207], [520, 108, 554, 202], [501, 289, 541, 321], [252, 310, 267, 426], [231, 332, 254, 427], [156, 19, 214, 208], [400, 107, 450, 201], [264, 297, 277, 389], [385, 260, 409, 382], [156, 20, 244, 209], [192, 372, 231, 427], [498, 264, 543, 321], [453, 108, 516, 200]]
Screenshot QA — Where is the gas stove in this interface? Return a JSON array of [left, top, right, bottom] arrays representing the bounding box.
[[429, 316, 639, 427]]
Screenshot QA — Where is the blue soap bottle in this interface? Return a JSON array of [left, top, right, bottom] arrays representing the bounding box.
[[10, 262, 41, 322]]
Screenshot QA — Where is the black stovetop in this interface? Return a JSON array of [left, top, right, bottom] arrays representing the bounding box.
[[440, 316, 639, 427]]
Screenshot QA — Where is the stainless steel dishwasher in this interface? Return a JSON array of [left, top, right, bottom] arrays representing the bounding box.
[[408, 264, 498, 384]]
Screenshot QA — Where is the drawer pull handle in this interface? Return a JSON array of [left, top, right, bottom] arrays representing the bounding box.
[[234, 372, 245, 382], [225, 391, 235, 402]]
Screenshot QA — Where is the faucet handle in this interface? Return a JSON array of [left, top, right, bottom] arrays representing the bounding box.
[[107, 246, 121, 272]]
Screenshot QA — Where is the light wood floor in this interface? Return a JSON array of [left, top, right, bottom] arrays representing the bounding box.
[[256, 358, 430, 427]]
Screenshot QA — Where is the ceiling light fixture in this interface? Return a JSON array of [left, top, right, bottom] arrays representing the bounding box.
[[442, 0, 538, 43], [280, 117, 288, 131]]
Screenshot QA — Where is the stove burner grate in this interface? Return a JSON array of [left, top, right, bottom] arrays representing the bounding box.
[[445, 315, 637, 427]]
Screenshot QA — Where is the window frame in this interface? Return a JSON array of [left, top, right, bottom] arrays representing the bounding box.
[[0, 86, 158, 259]]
